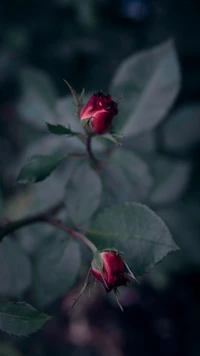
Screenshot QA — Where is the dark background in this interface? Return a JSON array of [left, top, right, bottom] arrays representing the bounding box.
[[0, 0, 200, 355]]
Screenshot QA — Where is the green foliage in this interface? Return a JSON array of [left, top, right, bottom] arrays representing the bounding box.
[[16, 154, 65, 184], [65, 162, 102, 226], [1, 0, 200, 349], [0, 39, 187, 334], [101, 133, 122, 146], [33, 237, 81, 307], [46, 122, 79, 136], [88, 203, 178, 275], [0, 238, 31, 297], [110, 40, 180, 136], [0, 302, 51, 336]]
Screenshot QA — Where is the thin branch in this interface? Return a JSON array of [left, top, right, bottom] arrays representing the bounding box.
[[43, 217, 97, 253], [0, 201, 97, 253], [0, 200, 65, 240]]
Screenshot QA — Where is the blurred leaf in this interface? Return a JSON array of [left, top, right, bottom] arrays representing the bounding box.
[[163, 104, 200, 151], [56, 96, 82, 131], [65, 162, 102, 226], [16, 154, 65, 184], [0, 302, 51, 336], [24, 157, 79, 215], [33, 237, 80, 307], [147, 155, 191, 205], [122, 131, 156, 152], [100, 149, 153, 206], [110, 40, 180, 136], [18, 68, 57, 129], [46, 122, 80, 136], [88, 203, 178, 276], [0, 238, 31, 297]]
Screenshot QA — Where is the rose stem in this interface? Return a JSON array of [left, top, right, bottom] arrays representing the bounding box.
[[44, 217, 97, 253], [86, 135, 99, 166], [0, 201, 97, 253]]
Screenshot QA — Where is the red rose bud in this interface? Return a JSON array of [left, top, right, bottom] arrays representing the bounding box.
[[80, 92, 118, 134], [91, 250, 137, 293]]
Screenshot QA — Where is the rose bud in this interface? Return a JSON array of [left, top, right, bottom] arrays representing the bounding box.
[[91, 249, 138, 293], [80, 92, 118, 134]]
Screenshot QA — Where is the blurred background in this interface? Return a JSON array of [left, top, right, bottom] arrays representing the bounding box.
[[0, 0, 200, 355]]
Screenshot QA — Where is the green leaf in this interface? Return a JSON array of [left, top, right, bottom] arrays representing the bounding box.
[[16, 154, 65, 184], [100, 149, 153, 206], [0, 302, 51, 336], [46, 122, 80, 136], [110, 40, 181, 136], [163, 104, 200, 151], [0, 238, 31, 297], [81, 117, 90, 128], [18, 68, 57, 129], [101, 133, 122, 146], [56, 96, 84, 132], [33, 237, 80, 307], [65, 162, 102, 226], [87, 203, 178, 276]]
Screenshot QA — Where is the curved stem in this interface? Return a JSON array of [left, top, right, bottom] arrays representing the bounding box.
[[0, 202, 97, 254], [0, 200, 64, 240], [44, 218, 97, 253], [86, 135, 99, 165]]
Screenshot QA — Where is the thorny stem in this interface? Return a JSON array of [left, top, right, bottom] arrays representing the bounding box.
[[0, 201, 97, 253]]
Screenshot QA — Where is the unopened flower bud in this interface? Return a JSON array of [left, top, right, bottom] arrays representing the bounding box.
[[80, 92, 118, 134], [91, 250, 131, 293]]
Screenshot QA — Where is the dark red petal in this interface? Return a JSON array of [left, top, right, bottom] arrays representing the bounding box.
[[95, 93, 118, 115], [91, 268, 103, 283], [100, 251, 126, 288], [91, 268, 110, 292], [109, 273, 130, 290], [90, 111, 114, 134], [102, 251, 125, 273]]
